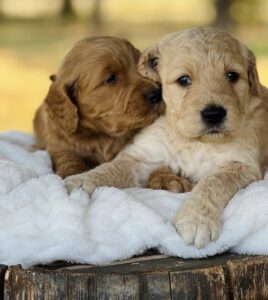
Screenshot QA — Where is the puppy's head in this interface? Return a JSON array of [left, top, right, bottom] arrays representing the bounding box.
[[45, 36, 164, 136], [139, 27, 262, 142]]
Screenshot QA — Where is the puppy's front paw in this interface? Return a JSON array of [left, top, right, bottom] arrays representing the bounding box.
[[148, 166, 192, 193], [174, 204, 221, 248], [64, 174, 96, 195]]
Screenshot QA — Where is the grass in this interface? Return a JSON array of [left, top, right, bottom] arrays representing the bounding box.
[[0, 16, 268, 132]]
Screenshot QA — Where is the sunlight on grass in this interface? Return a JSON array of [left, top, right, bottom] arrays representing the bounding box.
[[0, 51, 50, 132], [258, 58, 268, 86], [105, 0, 215, 24]]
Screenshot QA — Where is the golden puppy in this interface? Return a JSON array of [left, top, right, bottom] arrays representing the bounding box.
[[64, 27, 268, 248], [33, 36, 164, 178]]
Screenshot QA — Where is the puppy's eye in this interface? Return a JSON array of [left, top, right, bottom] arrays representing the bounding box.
[[148, 57, 158, 70], [226, 71, 239, 83], [105, 73, 118, 84], [177, 75, 192, 86]]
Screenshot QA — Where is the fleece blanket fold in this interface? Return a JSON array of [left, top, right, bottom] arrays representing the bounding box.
[[0, 131, 268, 268]]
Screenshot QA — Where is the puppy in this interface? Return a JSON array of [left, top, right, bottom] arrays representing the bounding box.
[[64, 27, 268, 248], [33, 36, 164, 178]]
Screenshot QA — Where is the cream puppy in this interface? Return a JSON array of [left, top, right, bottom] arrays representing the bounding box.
[[65, 27, 268, 248]]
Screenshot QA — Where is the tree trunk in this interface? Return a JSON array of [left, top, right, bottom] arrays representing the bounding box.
[[214, 0, 234, 30], [61, 0, 75, 18], [91, 0, 102, 28], [0, 0, 4, 21]]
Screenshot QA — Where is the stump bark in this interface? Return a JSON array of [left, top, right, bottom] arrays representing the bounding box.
[[1, 253, 268, 299]]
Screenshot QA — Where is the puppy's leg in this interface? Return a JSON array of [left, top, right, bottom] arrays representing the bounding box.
[[174, 162, 261, 248], [51, 151, 91, 178], [147, 166, 192, 192], [64, 156, 158, 194], [64, 159, 136, 193], [64, 126, 169, 193]]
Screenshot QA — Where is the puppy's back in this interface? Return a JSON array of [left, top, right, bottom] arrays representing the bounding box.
[[33, 103, 48, 149]]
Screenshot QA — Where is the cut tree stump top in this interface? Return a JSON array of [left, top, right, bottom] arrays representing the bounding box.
[[1, 252, 268, 300]]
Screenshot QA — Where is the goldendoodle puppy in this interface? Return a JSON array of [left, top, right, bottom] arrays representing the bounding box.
[[64, 27, 268, 248], [33, 36, 164, 178]]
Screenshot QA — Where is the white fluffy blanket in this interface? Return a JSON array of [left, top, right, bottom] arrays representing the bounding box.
[[1, 131, 268, 268]]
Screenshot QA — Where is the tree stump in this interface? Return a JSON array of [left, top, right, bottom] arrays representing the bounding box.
[[0, 264, 7, 300], [2, 253, 268, 299]]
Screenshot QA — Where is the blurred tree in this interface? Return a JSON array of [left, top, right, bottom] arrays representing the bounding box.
[[0, 0, 4, 20], [61, 0, 76, 18], [214, 0, 234, 29], [232, 0, 262, 25], [214, 0, 262, 29], [91, 0, 102, 27]]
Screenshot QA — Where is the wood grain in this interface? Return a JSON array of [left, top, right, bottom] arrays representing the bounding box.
[[2, 254, 268, 299], [227, 256, 268, 300], [170, 266, 228, 300], [0, 265, 8, 300], [139, 272, 171, 299]]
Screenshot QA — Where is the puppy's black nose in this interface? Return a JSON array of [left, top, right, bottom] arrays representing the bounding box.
[[201, 105, 227, 126], [144, 87, 162, 104]]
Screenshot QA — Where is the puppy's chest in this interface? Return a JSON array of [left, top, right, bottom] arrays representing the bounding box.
[[169, 142, 222, 182]]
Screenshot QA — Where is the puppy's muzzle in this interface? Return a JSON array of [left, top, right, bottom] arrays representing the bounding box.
[[201, 104, 227, 127], [144, 86, 162, 104]]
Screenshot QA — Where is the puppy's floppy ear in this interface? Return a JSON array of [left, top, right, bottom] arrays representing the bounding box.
[[45, 80, 78, 134], [247, 49, 261, 96], [138, 44, 160, 83]]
